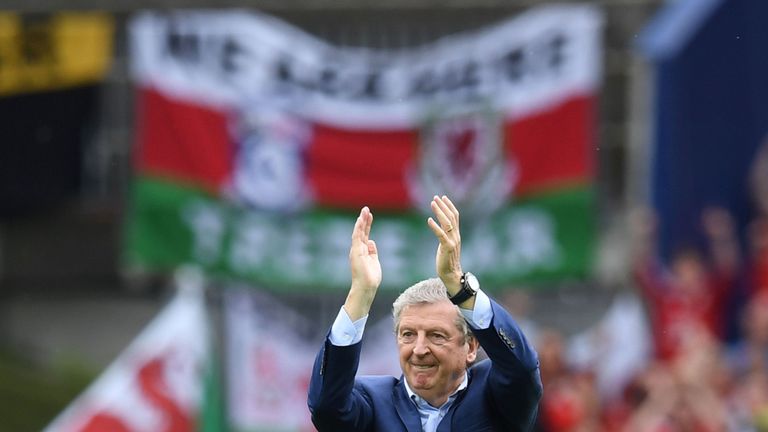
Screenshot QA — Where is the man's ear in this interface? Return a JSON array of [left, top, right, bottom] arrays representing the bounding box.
[[466, 337, 479, 364]]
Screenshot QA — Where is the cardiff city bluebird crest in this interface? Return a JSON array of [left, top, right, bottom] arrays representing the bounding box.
[[228, 108, 311, 212]]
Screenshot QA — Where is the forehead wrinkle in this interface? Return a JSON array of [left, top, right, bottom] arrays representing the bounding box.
[[399, 308, 460, 334]]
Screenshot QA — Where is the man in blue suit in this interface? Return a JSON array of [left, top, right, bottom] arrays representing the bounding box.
[[308, 196, 542, 431]]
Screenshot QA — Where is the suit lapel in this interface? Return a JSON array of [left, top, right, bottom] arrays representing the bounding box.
[[436, 368, 473, 432], [393, 378, 423, 432]]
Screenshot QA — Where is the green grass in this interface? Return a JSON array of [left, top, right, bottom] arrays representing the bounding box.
[[0, 351, 95, 432]]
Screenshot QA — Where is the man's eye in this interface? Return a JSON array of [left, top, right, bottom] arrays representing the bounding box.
[[430, 333, 447, 343]]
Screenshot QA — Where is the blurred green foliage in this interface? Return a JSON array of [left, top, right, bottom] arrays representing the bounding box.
[[0, 350, 95, 432]]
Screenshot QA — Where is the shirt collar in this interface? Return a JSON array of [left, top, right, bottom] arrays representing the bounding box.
[[403, 372, 469, 409]]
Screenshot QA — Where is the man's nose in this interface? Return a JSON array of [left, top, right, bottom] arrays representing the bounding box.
[[413, 334, 430, 356]]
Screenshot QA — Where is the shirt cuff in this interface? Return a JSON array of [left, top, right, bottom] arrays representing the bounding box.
[[460, 289, 493, 329], [329, 306, 368, 346]]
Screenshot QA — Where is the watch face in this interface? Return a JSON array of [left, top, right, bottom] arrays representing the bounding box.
[[464, 272, 479, 292], [450, 272, 480, 305]]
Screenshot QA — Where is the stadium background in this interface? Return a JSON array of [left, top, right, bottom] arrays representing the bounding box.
[[2, 0, 767, 431]]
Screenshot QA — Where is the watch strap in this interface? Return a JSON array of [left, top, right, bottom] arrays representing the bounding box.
[[449, 273, 477, 305]]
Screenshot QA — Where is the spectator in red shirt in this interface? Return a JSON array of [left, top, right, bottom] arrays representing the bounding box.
[[747, 140, 768, 299], [631, 207, 738, 362]]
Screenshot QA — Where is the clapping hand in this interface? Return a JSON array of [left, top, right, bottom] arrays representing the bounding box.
[[344, 206, 382, 320], [426, 196, 464, 295]]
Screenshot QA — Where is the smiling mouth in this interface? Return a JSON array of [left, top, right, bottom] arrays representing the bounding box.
[[412, 364, 435, 370]]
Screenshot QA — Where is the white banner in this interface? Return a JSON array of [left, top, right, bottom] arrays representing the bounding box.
[[130, 6, 602, 128]]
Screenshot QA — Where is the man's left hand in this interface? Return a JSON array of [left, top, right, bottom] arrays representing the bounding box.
[[427, 195, 463, 295]]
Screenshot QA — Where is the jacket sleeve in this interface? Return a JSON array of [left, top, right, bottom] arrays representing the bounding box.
[[471, 298, 543, 431], [307, 336, 374, 432]]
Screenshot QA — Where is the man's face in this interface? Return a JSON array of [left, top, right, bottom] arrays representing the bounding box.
[[396, 300, 478, 406]]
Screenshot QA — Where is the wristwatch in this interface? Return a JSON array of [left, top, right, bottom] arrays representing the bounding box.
[[449, 272, 479, 305]]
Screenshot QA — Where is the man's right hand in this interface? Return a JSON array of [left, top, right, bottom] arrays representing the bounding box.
[[344, 206, 382, 321]]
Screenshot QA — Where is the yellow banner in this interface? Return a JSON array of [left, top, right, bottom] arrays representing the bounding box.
[[0, 13, 113, 95]]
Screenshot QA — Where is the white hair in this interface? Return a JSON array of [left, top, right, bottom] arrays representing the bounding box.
[[391, 278, 473, 343]]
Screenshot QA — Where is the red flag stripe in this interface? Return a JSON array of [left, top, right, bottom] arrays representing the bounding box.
[[308, 125, 416, 178], [309, 172, 413, 210], [506, 95, 595, 196], [307, 125, 416, 210], [134, 87, 595, 208], [135, 87, 234, 193]]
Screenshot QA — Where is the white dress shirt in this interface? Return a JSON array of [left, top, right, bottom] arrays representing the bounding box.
[[404, 369, 468, 431]]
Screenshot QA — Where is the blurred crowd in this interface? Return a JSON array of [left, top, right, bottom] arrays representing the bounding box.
[[522, 142, 768, 432]]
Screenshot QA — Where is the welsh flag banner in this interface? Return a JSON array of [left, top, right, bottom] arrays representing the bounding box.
[[44, 269, 215, 432], [127, 6, 602, 291]]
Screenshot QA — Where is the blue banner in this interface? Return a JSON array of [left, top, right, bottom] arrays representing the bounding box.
[[640, 0, 768, 260]]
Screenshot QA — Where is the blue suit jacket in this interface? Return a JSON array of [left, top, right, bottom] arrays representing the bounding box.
[[307, 299, 542, 431]]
